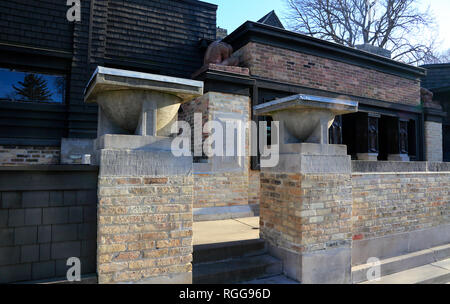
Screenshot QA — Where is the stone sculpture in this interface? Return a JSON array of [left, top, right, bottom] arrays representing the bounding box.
[[204, 40, 239, 66], [420, 87, 433, 105]]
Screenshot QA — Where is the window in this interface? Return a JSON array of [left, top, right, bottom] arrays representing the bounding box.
[[0, 68, 66, 104]]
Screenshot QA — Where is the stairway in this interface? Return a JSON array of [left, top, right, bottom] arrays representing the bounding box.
[[193, 239, 293, 284]]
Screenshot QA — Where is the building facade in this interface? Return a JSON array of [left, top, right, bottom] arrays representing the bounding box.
[[0, 0, 216, 164], [0, 1, 449, 284]]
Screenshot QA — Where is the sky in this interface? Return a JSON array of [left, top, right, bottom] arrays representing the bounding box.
[[206, 0, 450, 52]]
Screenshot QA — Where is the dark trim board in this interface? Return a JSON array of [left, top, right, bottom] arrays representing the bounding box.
[[253, 77, 423, 115], [194, 70, 256, 96], [225, 22, 426, 80]]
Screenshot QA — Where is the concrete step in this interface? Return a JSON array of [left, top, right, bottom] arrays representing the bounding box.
[[353, 244, 450, 283], [240, 275, 300, 284], [193, 254, 282, 284], [361, 258, 450, 284], [193, 239, 266, 264]]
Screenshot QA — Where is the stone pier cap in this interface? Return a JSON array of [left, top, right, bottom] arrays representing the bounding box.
[[83, 66, 203, 136], [254, 94, 358, 144], [84, 66, 203, 103]]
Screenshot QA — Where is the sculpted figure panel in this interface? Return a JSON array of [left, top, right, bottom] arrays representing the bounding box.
[[204, 40, 239, 66]]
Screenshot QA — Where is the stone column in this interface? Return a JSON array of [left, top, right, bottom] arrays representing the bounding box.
[[260, 145, 353, 283], [84, 67, 203, 284], [254, 94, 358, 284], [422, 88, 445, 162], [387, 118, 410, 162], [186, 64, 257, 221], [355, 112, 380, 161]]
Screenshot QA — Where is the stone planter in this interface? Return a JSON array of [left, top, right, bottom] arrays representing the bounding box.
[[254, 94, 358, 145]]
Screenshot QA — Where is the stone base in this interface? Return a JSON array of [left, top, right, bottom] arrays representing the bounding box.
[[268, 244, 352, 284], [95, 134, 177, 152], [388, 154, 410, 162], [263, 152, 351, 174], [357, 153, 378, 161], [352, 224, 450, 266]]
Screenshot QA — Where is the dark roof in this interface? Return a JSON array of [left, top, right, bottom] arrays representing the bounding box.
[[224, 21, 426, 79], [421, 64, 450, 92], [257, 11, 285, 29]]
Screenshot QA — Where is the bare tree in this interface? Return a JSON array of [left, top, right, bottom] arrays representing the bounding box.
[[285, 0, 439, 65], [423, 48, 450, 64]]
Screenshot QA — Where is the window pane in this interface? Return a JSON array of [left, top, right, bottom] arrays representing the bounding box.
[[0, 68, 65, 103]]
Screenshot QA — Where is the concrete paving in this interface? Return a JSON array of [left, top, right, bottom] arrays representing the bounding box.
[[193, 217, 260, 245], [241, 275, 300, 284]]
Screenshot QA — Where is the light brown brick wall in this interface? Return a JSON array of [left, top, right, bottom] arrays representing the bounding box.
[[248, 170, 260, 206], [260, 172, 353, 253], [193, 172, 251, 209], [97, 176, 193, 284], [234, 42, 421, 106], [181, 92, 260, 211], [352, 173, 450, 241], [0, 145, 60, 165]]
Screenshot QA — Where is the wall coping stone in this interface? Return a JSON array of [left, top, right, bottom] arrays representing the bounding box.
[[352, 161, 450, 173]]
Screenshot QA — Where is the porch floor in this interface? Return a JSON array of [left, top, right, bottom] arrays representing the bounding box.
[[193, 217, 260, 245]]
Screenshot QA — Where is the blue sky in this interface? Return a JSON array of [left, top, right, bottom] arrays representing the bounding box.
[[206, 0, 450, 52]]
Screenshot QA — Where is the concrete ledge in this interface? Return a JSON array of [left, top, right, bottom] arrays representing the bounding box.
[[0, 165, 98, 172], [99, 149, 192, 177], [194, 205, 259, 222], [352, 161, 450, 173], [352, 244, 450, 283], [263, 154, 352, 174], [19, 274, 98, 284], [352, 224, 450, 266]]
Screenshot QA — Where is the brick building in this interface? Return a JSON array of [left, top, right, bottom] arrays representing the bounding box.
[[0, 2, 449, 284], [421, 64, 450, 162], [0, 0, 216, 164]]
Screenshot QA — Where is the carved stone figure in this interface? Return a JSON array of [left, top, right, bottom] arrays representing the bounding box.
[[204, 40, 239, 66], [420, 87, 433, 105]]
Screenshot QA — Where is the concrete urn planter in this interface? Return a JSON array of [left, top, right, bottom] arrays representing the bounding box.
[[84, 67, 203, 137], [254, 94, 358, 144]]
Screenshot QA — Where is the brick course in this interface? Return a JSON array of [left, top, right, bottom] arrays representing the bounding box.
[[260, 172, 353, 253], [97, 176, 193, 284], [234, 42, 421, 106], [0, 146, 60, 165], [352, 172, 450, 240]]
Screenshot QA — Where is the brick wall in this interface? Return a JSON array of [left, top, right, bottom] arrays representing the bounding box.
[[0, 166, 98, 283], [248, 170, 260, 206], [194, 172, 250, 209], [97, 176, 193, 284], [352, 172, 450, 241], [234, 42, 421, 106], [260, 172, 353, 253], [424, 121, 443, 162], [0, 146, 60, 165], [181, 92, 259, 216]]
